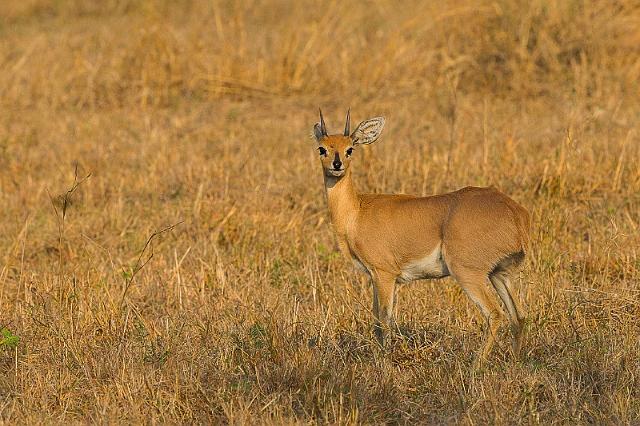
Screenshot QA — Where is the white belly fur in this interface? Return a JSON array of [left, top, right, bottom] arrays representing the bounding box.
[[352, 256, 369, 274], [398, 244, 449, 283]]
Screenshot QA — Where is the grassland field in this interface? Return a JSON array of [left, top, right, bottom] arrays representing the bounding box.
[[0, 0, 639, 424]]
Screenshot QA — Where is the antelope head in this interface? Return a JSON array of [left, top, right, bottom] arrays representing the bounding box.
[[313, 109, 385, 178]]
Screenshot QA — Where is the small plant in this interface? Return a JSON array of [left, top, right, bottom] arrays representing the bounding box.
[[0, 328, 20, 349], [249, 322, 268, 349]]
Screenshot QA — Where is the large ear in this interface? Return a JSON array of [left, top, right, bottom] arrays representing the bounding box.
[[313, 108, 328, 142], [351, 117, 385, 145], [313, 123, 324, 142]]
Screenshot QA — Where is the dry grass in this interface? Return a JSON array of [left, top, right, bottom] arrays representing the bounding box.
[[1, 0, 640, 423]]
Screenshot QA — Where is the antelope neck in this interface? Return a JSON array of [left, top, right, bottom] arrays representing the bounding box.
[[324, 169, 360, 235]]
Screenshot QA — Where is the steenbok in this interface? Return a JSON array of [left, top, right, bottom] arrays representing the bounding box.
[[312, 109, 530, 364]]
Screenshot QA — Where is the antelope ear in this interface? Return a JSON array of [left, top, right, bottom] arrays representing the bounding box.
[[351, 117, 385, 145], [313, 123, 324, 142]]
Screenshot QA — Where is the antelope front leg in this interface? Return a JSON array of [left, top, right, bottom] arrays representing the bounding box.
[[372, 272, 397, 347]]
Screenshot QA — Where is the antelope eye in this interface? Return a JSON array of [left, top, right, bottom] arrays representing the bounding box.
[[346, 147, 353, 157], [318, 147, 327, 156]]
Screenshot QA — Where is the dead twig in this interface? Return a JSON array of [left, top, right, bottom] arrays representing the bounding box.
[[119, 221, 184, 308], [46, 164, 91, 295]]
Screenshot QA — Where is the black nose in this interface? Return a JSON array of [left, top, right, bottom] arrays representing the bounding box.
[[333, 153, 342, 169]]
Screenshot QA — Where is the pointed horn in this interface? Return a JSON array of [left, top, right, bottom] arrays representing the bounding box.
[[344, 108, 351, 136], [319, 108, 328, 136]]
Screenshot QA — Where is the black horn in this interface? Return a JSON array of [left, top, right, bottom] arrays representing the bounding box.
[[319, 108, 328, 136], [344, 108, 350, 136]]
